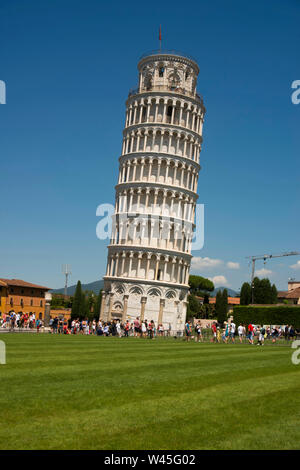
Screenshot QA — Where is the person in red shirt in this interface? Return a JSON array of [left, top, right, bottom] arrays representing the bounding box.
[[124, 321, 130, 337], [211, 322, 217, 342], [133, 317, 140, 337], [148, 320, 154, 339], [248, 323, 254, 344]]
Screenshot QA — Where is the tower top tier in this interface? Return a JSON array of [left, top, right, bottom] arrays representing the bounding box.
[[129, 50, 201, 102]]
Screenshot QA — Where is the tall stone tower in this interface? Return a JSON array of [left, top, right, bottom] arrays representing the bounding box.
[[101, 50, 205, 332]]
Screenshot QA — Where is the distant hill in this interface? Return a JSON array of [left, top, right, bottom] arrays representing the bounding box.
[[212, 286, 238, 297], [51, 279, 104, 296], [52, 281, 238, 297]]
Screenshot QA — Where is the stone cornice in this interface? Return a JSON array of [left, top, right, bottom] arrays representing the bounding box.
[[103, 275, 190, 290], [115, 181, 199, 200], [107, 244, 193, 260], [123, 122, 203, 143], [118, 152, 201, 172], [138, 53, 199, 74], [126, 90, 205, 111], [112, 211, 196, 228]]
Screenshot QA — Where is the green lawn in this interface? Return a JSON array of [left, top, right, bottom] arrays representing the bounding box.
[[0, 333, 299, 450]]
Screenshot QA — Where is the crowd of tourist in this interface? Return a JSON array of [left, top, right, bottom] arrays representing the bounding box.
[[0, 311, 43, 331], [1, 310, 299, 344], [50, 317, 172, 338], [186, 320, 299, 345], [0, 312, 172, 338]]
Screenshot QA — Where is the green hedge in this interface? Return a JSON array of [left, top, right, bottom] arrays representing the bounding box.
[[233, 306, 300, 329]]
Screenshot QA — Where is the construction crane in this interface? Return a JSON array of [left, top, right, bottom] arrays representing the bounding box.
[[62, 264, 72, 297], [246, 251, 300, 303]]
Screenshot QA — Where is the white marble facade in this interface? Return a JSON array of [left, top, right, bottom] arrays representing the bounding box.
[[101, 51, 205, 332]]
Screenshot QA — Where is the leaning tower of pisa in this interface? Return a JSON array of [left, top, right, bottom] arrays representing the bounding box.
[[101, 50, 205, 332]]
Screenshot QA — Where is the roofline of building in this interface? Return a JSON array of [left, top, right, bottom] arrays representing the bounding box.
[[0, 278, 50, 290]]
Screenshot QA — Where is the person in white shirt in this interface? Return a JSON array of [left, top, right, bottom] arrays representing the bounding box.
[[230, 322, 236, 343], [238, 324, 244, 343], [116, 321, 122, 337], [103, 324, 109, 336], [141, 321, 147, 338]]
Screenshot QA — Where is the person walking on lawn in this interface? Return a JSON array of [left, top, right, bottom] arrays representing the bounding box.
[[248, 323, 254, 344], [185, 321, 191, 342]]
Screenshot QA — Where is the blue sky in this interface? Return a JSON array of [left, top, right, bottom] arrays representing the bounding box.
[[0, 0, 299, 291]]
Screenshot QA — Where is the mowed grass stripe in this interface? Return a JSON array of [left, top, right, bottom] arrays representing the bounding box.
[[0, 334, 299, 450], [2, 371, 299, 450], [1, 349, 291, 395], [1, 361, 296, 418], [3, 336, 289, 367]]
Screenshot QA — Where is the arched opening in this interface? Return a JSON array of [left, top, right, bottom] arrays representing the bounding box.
[[167, 105, 172, 123], [168, 72, 181, 90], [142, 106, 147, 122], [144, 75, 152, 91]]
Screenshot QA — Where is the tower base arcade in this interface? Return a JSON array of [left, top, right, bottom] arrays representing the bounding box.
[[101, 278, 188, 332]]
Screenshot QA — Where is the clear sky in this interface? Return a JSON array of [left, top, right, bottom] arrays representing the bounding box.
[[0, 0, 299, 291]]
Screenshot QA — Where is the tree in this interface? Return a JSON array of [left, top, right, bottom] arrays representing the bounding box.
[[93, 289, 102, 320], [215, 290, 222, 322], [71, 281, 82, 319], [80, 291, 93, 320], [239, 278, 278, 305], [187, 275, 215, 320], [271, 284, 278, 304], [199, 303, 215, 319], [86, 291, 95, 320], [240, 282, 252, 305], [253, 277, 277, 304], [51, 294, 71, 309], [187, 294, 200, 319], [189, 275, 214, 297], [222, 288, 228, 317], [215, 289, 228, 325]]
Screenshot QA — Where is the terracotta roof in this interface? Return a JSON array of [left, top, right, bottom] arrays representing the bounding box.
[[277, 291, 289, 297], [195, 296, 240, 305], [0, 278, 50, 290], [208, 296, 240, 305], [278, 287, 300, 299]]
